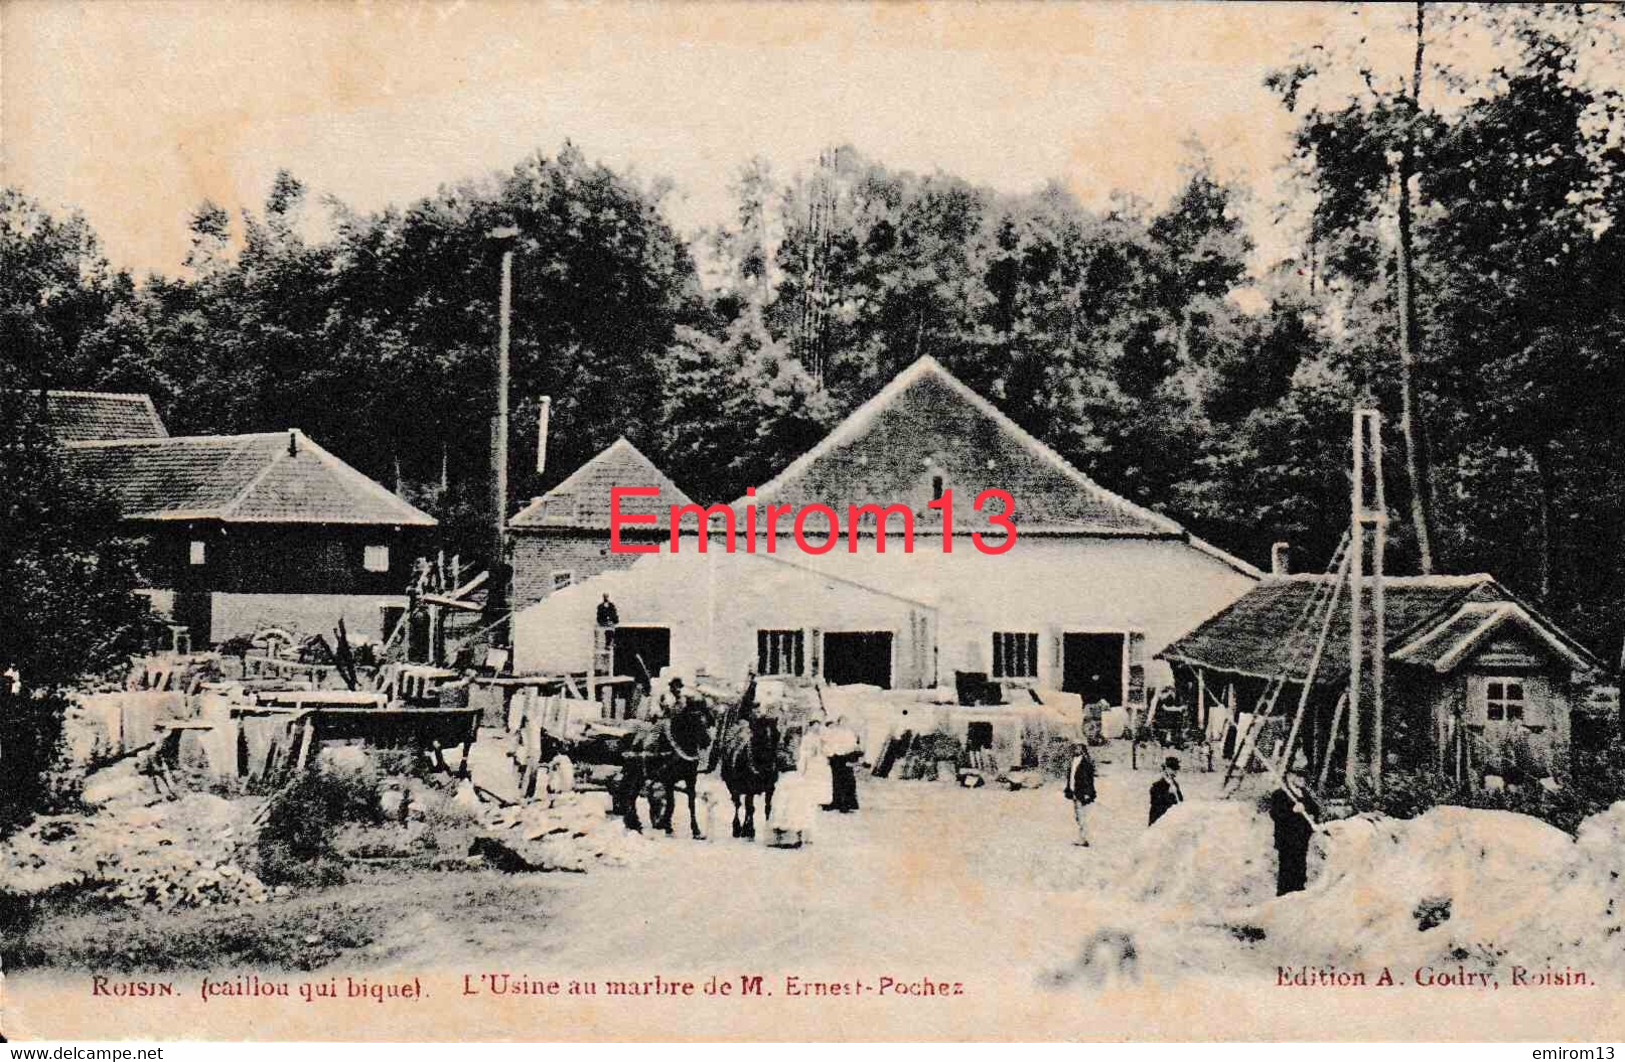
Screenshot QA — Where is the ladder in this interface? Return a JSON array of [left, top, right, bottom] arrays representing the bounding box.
[[1222, 529, 1353, 792]]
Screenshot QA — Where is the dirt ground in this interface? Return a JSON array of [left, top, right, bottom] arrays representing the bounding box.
[[9, 742, 1229, 979], [13, 742, 1625, 1040]]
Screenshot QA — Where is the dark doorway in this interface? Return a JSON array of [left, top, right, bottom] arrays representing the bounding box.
[[823, 631, 894, 688], [612, 626, 671, 690], [1062, 632, 1124, 705], [966, 720, 994, 751]]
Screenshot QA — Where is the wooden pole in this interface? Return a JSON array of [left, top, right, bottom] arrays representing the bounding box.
[[486, 227, 518, 646], [1369, 410, 1387, 793], [1348, 409, 1364, 795]]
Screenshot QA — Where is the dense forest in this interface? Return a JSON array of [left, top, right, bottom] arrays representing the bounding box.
[[5, 4, 1625, 663]]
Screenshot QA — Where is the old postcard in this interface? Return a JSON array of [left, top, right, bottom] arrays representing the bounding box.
[[3, 0, 1624, 1044]]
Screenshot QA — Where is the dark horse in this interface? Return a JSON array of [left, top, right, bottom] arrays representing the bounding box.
[[719, 703, 781, 840], [615, 698, 715, 838]]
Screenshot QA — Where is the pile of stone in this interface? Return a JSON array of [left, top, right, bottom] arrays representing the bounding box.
[[469, 792, 653, 873], [0, 762, 282, 911]]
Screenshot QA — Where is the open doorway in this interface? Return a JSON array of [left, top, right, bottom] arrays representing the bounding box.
[[612, 626, 671, 690], [823, 631, 894, 688], [1062, 632, 1125, 705]]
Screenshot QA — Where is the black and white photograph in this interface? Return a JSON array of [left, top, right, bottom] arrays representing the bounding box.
[[3, 0, 1625, 1044]]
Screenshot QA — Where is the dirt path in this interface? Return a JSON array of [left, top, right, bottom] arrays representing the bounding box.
[[381, 743, 1243, 983]]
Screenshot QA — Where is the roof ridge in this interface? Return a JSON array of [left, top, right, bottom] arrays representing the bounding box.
[[292, 431, 437, 526], [218, 433, 295, 519], [43, 389, 155, 400], [738, 354, 1259, 577], [64, 431, 289, 449], [512, 437, 695, 527]]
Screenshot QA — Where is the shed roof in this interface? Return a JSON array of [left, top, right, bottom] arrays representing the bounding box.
[[1391, 601, 1599, 674], [509, 437, 694, 531], [43, 390, 168, 442], [1159, 575, 1498, 683], [1161, 573, 1603, 682], [64, 430, 436, 527]]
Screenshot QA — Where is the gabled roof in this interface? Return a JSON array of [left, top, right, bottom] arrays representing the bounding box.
[[43, 390, 168, 442], [1160, 573, 1602, 682], [510, 437, 694, 531], [735, 355, 1258, 576], [1392, 600, 1600, 675], [64, 430, 436, 527]]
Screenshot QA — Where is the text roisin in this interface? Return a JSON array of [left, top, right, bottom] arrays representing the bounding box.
[[609, 486, 1019, 557]]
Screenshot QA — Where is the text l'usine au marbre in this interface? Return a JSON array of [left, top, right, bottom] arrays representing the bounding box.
[[607, 487, 1018, 557]]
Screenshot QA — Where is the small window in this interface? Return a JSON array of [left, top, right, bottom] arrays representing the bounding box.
[[551, 570, 574, 591], [363, 545, 390, 572], [188, 540, 207, 566], [1485, 679, 1526, 723], [931, 474, 945, 501], [992, 631, 1039, 679], [758, 629, 805, 677]]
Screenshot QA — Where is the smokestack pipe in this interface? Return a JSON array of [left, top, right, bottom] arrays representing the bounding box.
[[537, 395, 551, 475], [1271, 541, 1290, 576]]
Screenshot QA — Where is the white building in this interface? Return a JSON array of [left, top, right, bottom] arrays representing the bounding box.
[[512, 356, 1259, 709]]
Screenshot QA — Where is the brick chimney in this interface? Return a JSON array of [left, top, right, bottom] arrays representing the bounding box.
[[1271, 541, 1291, 576]]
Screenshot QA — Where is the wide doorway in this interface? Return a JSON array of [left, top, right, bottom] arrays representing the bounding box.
[[1062, 632, 1125, 705], [612, 626, 671, 688], [823, 631, 894, 689]]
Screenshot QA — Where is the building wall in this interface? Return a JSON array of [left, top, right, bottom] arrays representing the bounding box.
[[760, 534, 1257, 693], [512, 532, 1257, 698], [510, 529, 654, 609], [134, 522, 430, 597], [207, 592, 410, 644]]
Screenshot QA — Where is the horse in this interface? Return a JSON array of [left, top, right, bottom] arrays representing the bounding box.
[[719, 709, 782, 840], [616, 697, 715, 838]]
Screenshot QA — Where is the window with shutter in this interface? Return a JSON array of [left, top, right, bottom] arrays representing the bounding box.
[[757, 629, 806, 677]]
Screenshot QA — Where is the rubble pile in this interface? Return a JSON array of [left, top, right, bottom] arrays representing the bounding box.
[[470, 792, 653, 873], [0, 774, 278, 910], [1122, 801, 1278, 911], [1245, 805, 1625, 972]]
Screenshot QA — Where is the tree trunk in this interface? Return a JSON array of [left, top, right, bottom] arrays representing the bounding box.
[[1533, 445, 1556, 603], [1395, 0, 1437, 574]]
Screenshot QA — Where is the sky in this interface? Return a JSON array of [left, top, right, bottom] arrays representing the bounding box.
[[1, 1, 1418, 278]]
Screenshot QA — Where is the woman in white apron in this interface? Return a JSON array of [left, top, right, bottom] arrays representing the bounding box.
[[769, 718, 830, 847]]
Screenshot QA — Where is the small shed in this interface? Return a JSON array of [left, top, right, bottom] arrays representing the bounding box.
[[1158, 574, 1606, 787]]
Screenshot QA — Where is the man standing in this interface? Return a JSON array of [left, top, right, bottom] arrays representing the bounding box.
[[1269, 762, 1321, 895], [822, 715, 862, 812], [1148, 756, 1184, 826], [1064, 742, 1097, 847], [596, 593, 620, 628]]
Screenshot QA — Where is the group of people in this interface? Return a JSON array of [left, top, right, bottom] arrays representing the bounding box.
[[1064, 741, 1322, 896], [767, 714, 864, 848]]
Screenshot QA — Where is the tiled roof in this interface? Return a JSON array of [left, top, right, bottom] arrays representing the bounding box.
[[510, 437, 695, 531], [1158, 574, 1507, 683], [44, 391, 168, 442], [735, 356, 1258, 575], [64, 430, 436, 527]]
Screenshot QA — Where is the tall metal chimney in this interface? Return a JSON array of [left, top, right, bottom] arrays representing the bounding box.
[[537, 395, 552, 475], [1271, 541, 1291, 576]]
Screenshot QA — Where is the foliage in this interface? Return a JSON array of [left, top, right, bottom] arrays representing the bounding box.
[[0, 198, 147, 828], [6, 3, 1625, 666], [254, 766, 383, 887]]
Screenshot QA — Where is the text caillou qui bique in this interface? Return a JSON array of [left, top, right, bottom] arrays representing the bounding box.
[[606, 487, 1021, 557]]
